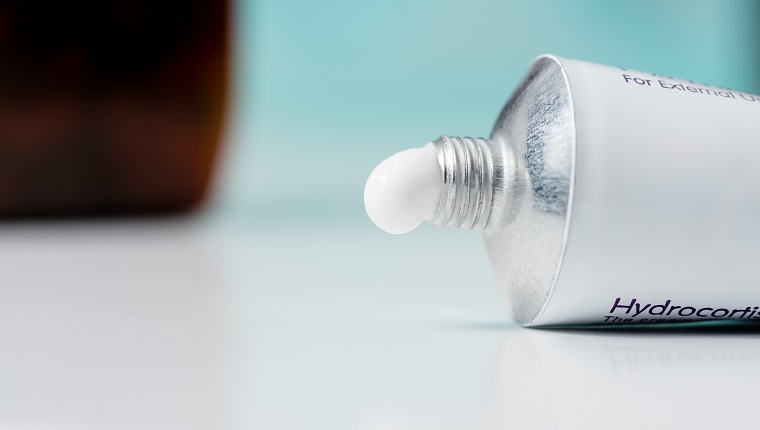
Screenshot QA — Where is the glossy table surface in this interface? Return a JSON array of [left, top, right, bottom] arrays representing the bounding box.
[[1, 214, 758, 429]]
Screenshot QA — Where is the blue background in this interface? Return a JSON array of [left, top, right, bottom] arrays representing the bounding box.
[[215, 0, 760, 225]]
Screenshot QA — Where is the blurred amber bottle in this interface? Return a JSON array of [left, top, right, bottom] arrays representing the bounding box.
[[0, 1, 228, 217]]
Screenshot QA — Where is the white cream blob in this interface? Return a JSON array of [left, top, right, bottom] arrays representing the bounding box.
[[364, 143, 443, 234]]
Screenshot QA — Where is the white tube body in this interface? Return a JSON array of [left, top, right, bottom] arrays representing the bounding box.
[[486, 56, 760, 325]]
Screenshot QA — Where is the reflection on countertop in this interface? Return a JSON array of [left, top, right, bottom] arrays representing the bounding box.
[[1, 217, 759, 429], [0, 218, 234, 430], [488, 325, 760, 429]]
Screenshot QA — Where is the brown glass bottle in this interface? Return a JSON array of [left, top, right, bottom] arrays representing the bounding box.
[[0, 1, 228, 217]]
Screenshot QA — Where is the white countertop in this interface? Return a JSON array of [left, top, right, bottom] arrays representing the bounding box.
[[0, 214, 758, 429]]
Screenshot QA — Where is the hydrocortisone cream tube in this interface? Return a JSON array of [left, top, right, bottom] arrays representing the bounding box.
[[364, 55, 760, 326]]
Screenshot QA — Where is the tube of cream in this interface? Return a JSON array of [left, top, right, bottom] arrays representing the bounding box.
[[364, 55, 760, 326]]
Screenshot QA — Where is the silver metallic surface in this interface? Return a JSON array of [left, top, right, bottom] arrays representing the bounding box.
[[424, 57, 573, 324], [428, 136, 494, 230], [483, 56, 575, 324]]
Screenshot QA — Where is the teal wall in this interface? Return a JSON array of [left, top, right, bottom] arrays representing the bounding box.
[[216, 0, 760, 225]]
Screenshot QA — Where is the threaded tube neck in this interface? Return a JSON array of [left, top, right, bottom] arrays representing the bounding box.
[[428, 136, 494, 230]]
